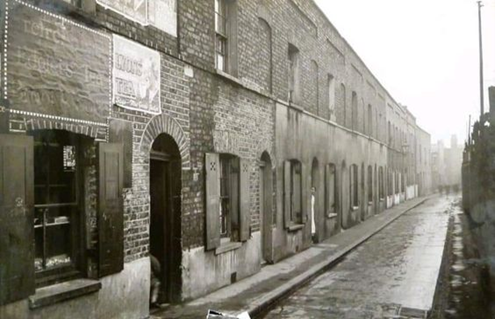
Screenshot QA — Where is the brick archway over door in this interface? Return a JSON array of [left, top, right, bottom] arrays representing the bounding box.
[[140, 114, 191, 170]]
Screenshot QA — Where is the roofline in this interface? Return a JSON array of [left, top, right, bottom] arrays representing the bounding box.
[[311, 0, 409, 115]]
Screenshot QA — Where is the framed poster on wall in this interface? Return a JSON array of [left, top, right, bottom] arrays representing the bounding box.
[[113, 35, 161, 115]]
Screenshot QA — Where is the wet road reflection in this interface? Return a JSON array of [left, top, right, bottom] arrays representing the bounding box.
[[262, 196, 453, 319]]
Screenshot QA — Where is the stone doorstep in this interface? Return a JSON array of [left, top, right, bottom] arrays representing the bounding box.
[[29, 279, 101, 309]]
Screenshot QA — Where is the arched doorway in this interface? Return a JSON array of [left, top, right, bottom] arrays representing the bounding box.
[[311, 158, 320, 242], [260, 152, 273, 264], [149, 133, 182, 304]]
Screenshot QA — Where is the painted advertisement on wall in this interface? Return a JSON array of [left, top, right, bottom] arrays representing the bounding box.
[[7, 1, 111, 123], [97, 0, 147, 25], [113, 35, 161, 115], [148, 0, 177, 37]]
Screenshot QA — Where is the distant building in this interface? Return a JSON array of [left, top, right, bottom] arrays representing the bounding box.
[[431, 135, 463, 192]]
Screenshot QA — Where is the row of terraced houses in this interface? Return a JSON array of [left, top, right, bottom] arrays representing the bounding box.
[[0, 0, 432, 318]]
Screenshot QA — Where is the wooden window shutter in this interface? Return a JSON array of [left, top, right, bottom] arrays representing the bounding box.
[[283, 161, 291, 229], [301, 162, 308, 224], [0, 134, 35, 305], [239, 158, 250, 241], [98, 143, 124, 278], [109, 118, 133, 188], [205, 153, 220, 250]]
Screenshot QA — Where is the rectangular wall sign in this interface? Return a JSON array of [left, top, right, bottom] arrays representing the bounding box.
[[8, 1, 111, 123], [113, 35, 161, 115]]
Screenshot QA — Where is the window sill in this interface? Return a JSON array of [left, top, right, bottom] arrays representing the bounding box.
[[351, 206, 360, 211], [215, 68, 241, 85], [327, 213, 338, 219], [215, 242, 242, 255], [288, 224, 305, 232], [29, 279, 101, 309]]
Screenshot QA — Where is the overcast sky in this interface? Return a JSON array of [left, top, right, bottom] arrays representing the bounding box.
[[314, 0, 495, 146]]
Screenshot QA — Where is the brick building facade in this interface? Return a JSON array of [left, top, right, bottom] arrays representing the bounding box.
[[0, 0, 431, 318]]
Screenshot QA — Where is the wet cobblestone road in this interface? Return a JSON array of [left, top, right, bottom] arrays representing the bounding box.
[[262, 196, 453, 319]]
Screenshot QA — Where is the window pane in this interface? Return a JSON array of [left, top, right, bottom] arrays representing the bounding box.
[[217, 53, 225, 72], [45, 225, 72, 269], [220, 157, 230, 237]]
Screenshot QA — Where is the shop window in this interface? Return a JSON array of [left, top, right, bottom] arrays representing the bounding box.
[[350, 164, 359, 209], [31, 130, 124, 285], [215, 0, 238, 75], [0, 131, 123, 304], [325, 163, 337, 217], [205, 153, 250, 251], [33, 130, 82, 285], [288, 44, 301, 104]]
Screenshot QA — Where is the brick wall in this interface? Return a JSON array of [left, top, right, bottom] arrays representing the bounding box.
[[6, 0, 428, 267]]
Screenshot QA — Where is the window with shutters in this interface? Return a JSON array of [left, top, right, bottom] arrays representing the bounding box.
[[325, 164, 337, 217], [32, 130, 85, 286], [350, 164, 358, 210], [291, 161, 302, 224], [284, 160, 303, 226], [215, 0, 238, 75], [205, 153, 250, 250]]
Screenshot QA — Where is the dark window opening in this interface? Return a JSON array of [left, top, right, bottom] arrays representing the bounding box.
[[219, 154, 240, 241], [32, 130, 88, 286]]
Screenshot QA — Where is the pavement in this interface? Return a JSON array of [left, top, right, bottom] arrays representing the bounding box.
[[262, 195, 454, 319], [152, 196, 431, 319]]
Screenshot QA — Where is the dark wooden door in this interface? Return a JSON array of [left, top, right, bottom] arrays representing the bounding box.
[[150, 156, 182, 304]]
